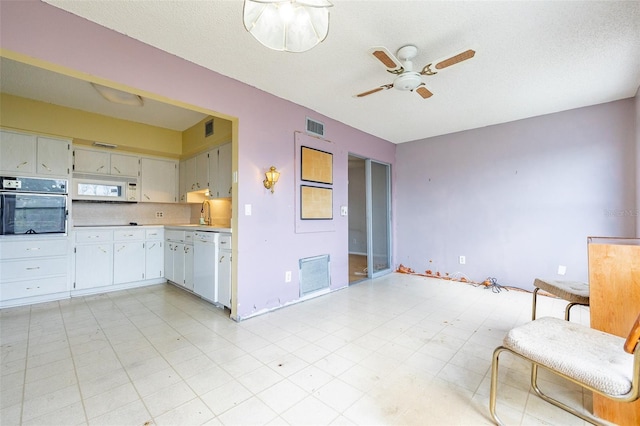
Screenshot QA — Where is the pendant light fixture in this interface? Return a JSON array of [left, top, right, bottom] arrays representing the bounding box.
[[243, 0, 333, 53]]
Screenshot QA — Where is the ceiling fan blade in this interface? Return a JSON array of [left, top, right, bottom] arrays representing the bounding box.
[[415, 86, 433, 99], [368, 47, 403, 73], [435, 49, 475, 70], [355, 84, 393, 98]]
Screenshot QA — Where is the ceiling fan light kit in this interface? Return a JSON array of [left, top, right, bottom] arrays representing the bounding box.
[[243, 0, 333, 53], [356, 45, 476, 99]]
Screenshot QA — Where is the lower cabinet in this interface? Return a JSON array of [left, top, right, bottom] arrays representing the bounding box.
[[0, 236, 70, 307], [74, 226, 164, 293], [217, 233, 232, 309], [75, 242, 113, 290], [164, 230, 194, 291]]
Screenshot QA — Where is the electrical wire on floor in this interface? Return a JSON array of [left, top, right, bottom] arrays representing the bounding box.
[[482, 277, 508, 293]]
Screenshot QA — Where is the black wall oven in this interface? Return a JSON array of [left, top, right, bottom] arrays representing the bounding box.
[[0, 176, 68, 235]]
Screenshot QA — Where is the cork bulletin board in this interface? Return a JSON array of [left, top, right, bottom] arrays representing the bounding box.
[[301, 146, 333, 184], [301, 185, 333, 220]]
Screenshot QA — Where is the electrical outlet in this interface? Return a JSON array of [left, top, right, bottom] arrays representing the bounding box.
[[557, 265, 567, 275], [285, 271, 292, 282], [155, 211, 164, 218], [459, 256, 466, 265]]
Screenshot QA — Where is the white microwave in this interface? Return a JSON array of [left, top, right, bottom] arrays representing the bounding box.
[[72, 176, 138, 202]]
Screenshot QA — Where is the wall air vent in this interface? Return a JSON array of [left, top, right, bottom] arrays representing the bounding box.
[[93, 142, 118, 149], [306, 117, 325, 137], [299, 254, 330, 297]]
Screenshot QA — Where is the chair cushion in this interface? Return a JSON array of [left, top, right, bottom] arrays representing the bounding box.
[[534, 278, 590, 304], [504, 317, 633, 396]]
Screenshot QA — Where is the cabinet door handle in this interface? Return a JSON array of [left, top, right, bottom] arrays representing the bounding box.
[[228, 187, 232, 195], [113, 166, 121, 174], [144, 194, 150, 200], [117, 245, 125, 252], [25, 266, 40, 270], [41, 163, 52, 171], [97, 165, 105, 172], [26, 247, 41, 251], [220, 241, 228, 245], [17, 161, 28, 169], [99, 247, 107, 253], [219, 255, 225, 263], [148, 243, 156, 249]]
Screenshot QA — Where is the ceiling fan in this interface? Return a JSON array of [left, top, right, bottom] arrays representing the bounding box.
[[355, 45, 475, 99]]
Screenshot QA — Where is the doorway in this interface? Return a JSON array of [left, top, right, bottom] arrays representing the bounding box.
[[348, 155, 392, 283]]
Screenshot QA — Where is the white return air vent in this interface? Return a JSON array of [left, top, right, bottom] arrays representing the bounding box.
[[299, 254, 330, 297], [306, 117, 325, 137]]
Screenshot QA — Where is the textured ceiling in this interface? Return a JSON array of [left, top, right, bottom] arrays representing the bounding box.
[[30, 1, 640, 143]]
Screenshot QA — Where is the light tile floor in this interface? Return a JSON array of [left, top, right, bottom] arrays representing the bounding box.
[[1, 273, 594, 425]]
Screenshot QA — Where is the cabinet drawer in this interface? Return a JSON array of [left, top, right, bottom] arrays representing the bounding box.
[[0, 238, 68, 260], [218, 234, 232, 247], [114, 229, 145, 241], [76, 230, 113, 243], [1, 276, 68, 300], [145, 228, 164, 240], [165, 230, 185, 242], [1, 258, 67, 282]]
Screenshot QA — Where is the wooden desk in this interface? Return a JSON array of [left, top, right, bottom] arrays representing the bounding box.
[[588, 237, 640, 425]]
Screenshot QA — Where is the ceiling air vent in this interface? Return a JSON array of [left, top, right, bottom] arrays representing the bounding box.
[[306, 117, 325, 137]]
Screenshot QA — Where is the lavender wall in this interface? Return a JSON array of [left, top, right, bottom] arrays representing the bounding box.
[[396, 100, 636, 290], [0, 2, 396, 319]]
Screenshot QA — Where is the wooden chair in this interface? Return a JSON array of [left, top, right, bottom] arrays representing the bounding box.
[[531, 278, 589, 321], [489, 313, 640, 425]]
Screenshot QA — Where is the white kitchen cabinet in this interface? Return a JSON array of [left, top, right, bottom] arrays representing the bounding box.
[[183, 151, 209, 193], [0, 130, 36, 175], [113, 229, 145, 284], [184, 243, 194, 291], [36, 136, 71, 177], [0, 236, 70, 306], [74, 147, 139, 177], [75, 242, 113, 289], [208, 143, 232, 198], [164, 242, 177, 283], [74, 229, 114, 290], [110, 153, 139, 177], [164, 230, 194, 290], [141, 157, 178, 203], [179, 160, 187, 202], [73, 147, 109, 174], [145, 228, 164, 279], [217, 233, 232, 309], [1, 130, 70, 178]]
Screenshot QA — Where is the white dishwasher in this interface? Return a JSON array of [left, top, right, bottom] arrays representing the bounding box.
[[193, 231, 218, 303]]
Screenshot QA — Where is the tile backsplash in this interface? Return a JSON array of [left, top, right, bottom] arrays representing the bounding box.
[[72, 199, 231, 227]]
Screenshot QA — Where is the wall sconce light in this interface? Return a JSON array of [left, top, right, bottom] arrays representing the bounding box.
[[263, 166, 280, 193], [243, 0, 333, 53]]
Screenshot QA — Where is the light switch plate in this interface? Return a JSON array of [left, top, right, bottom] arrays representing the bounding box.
[[244, 204, 252, 216], [340, 206, 348, 216]]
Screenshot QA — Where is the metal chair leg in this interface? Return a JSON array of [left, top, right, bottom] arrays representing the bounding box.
[[532, 287, 540, 320], [489, 346, 506, 426]]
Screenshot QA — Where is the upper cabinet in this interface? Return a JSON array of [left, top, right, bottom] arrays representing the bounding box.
[[180, 142, 232, 201], [73, 147, 139, 177], [110, 153, 139, 177], [140, 157, 178, 203], [185, 151, 209, 192], [0, 130, 70, 178], [210, 143, 232, 199]]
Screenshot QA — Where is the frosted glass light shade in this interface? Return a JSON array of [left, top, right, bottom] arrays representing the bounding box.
[[243, 0, 332, 53]]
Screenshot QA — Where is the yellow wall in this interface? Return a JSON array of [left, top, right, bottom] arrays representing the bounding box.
[[181, 116, 232, 158], [0, 93, 182, 157]]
